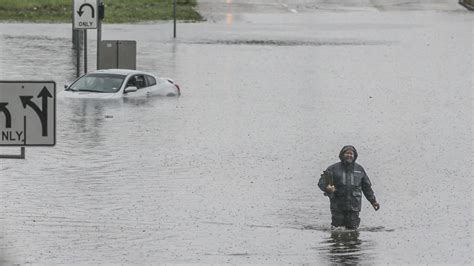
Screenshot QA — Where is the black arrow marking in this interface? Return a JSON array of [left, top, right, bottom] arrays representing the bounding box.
[[77, 3, 95, 18], [20, 87, 52, 136], [0, 102, 12, 128]]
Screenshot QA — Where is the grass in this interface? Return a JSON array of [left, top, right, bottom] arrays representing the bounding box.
[[460, 0, 474, 9], [0, 0, 203, 23]]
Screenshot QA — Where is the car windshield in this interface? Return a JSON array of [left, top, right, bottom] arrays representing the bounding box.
[[69, 73, 126, 93]]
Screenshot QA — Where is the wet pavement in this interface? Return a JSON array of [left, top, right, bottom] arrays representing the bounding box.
[[0, 0, 473, 264]]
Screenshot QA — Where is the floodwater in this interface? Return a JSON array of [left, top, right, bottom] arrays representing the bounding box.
[[0, 0, 472, 264]]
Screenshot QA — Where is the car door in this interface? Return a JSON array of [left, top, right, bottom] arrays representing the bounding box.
[[123, 74, 149, 97], [144, 75, 161, 96]]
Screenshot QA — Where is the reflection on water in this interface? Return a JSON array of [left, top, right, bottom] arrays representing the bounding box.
[[302, 224, 395, 233], [59, 99, 118, 148], [318, 230, 373, 264], [327, 230, 362, 264]]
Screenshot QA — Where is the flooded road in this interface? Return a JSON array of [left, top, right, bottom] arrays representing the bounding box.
[[1, 0, 473, 264]]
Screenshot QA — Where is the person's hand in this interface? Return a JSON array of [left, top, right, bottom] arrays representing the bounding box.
[[372, 202, 380, 211], [326, 185, 336, 194]]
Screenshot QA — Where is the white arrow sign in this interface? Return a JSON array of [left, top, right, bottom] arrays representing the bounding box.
[[74, 0, 98, 29], [0, 81, 56, 146]]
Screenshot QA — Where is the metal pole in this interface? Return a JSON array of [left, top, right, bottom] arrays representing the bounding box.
[[97, 17, 101, 69], [97, 1, 102, 69], [173, 0, 177, 38], [84, 29, 88, 73], [0, 147, 25, 159], [72, 0, 76, 46], [73, 30, 79, 49], [76, 30, 81, 78]]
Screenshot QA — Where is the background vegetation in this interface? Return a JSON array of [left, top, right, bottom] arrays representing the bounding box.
[[0, 0, 202, 23]]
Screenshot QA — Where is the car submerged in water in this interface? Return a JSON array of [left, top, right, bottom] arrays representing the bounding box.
[[58, 69, 181, 99]]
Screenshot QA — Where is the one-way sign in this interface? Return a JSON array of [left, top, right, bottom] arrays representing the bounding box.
[[74, 0, 98, 29], [0, 81, 56, 146]]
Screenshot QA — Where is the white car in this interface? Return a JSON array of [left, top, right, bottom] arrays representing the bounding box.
[[58, 69, 181, 99]]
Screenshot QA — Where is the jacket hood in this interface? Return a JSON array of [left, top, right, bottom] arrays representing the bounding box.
[[339, 145, 358, 162]]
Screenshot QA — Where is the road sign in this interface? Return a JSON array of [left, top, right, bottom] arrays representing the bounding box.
[[74, 0, 98, 29], [0, 81, 56, 146]]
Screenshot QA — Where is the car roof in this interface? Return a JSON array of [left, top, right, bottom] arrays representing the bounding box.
[[89, 69, 156, 77]]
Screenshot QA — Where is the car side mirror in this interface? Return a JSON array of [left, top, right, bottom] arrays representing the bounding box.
[[64, 84, 69, 89], [124, 86, 138, 93]]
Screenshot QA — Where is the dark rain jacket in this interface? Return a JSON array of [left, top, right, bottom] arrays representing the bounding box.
[[318, 146, 377, 212]]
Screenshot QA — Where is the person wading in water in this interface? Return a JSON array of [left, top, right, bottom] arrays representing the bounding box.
[[318, 145, 380, 229]]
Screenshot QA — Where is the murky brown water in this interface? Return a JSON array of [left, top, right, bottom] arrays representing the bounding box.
[[0, 0, 472, 264]]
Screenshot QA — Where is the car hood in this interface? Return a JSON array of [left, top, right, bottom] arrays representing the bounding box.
[[58, 90, 121, 99]]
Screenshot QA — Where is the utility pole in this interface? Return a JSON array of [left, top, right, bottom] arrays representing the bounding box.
[[173, 0, 177, 38], [97, 1, 105, 69]]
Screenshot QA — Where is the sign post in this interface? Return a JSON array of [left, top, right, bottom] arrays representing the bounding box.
[[84, 29, 87, 73], [0, 147, 25, 159], [173, 0, 177, 38], [76, 30, 81, 78], [97, 1, 105, 69], [74, 0, 98, 74]]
